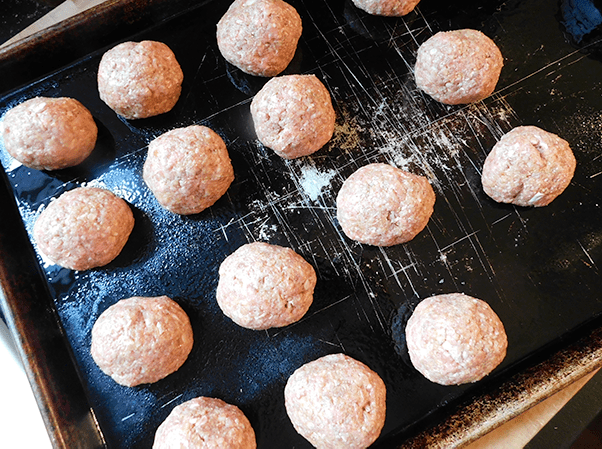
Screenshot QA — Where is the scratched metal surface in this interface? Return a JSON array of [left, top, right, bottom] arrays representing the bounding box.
[[1, 0, 602, 447]]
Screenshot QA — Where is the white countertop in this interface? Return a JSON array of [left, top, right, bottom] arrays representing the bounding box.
[[0, 319, 51, 448]]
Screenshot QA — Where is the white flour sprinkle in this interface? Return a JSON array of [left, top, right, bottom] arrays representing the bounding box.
[[298, 165, 336, 201]]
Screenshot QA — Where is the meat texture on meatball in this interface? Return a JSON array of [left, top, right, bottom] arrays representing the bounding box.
[[481, 126, 576, 207], [351, 0, 421, 16], [216, 242, 316, 330], [153, 397, 256, 449], [143, 125, 234, 215], [1, 96, 97, 171], [405, 293, 508, 385], [91, 295, 194, 387], [415, 29, 503, 105], [216, 0, 302, 77], [336, 163, 435, 247], [97, 40, 183, 119], [33, 186, 134, 271], [250, 74, 336, 159], [284, 353, 387, 449]]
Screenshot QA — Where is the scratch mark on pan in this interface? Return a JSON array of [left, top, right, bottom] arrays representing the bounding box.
[[578, 239, 597, 268], [160, 394, 184, 409]]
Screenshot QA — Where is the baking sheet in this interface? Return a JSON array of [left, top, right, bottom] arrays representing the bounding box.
[[1, 0, 602, 447]]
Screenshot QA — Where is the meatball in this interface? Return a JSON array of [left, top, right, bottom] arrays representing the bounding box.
[[250, 74, 336, 159], [216, 0, 302, 77], [351, 0, 421, 16], [91, 296, 193, 387], [481, 126, 576, 207], [97, 40, 183, 119], [216, 242, 316, 330], [153, 397, 256, 449], [284, 353, 387, 449], [33, 186, 134, 271], [336, 163, 435, 247], [143, 125, 234, 215], [414, 29, 503, 105], [405, 293, 508, 386], [1, 97, 97, 171]]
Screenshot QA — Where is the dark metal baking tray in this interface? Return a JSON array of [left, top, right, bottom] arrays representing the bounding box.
[[2, 0, 602, 447]]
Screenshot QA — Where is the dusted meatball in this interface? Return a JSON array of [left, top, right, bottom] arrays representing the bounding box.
[[97, 40, 183, 119], [250, 74, 336, 159], [415, 29, 503, 105], [1, 97, 97, 170], [351, 0, 421, 16], [153, 397, 256, 449], [143, 125, 234, 215], [482, 126, 576, 207], [216, 0, 302, 77], [33, 187, 134, 271], [405, 293, 507, 386], [216, 242, 316, 330], [336, 163, 435, 247], [91, 296, 193, 387], [285, 353, 387, 449]]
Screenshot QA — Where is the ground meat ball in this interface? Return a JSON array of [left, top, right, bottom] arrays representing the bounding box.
[[216, 242, 316, 330], [284, 353, 386, 449], [1, 97, 97, 170], [216, 0, 302, 77], [97, 40, 183, 119], [414, 29, 503, 105], [336, 163, 435, 247], [33, 187, 134, 271], [91, 296, 193, 387], [250, 74, 336, 159], [143, 125, 234, 215], [405, 293, 507, 386], [351, 0, 421, 16], [481, 126, 576, 207], [153, 397, 256, 449]]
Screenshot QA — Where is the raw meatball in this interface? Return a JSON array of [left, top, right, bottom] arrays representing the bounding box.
[[1, 97, 97, 170], [216, 0, 302, 77], [153, 397, 256, 449], [143, 125, 234, 215], [97, 40, 183, 119], [216, 242, 316, 330], [33, 187, 134, 271], [481, 126, 576, 207], [250, 74, 335, 159], [91, 296, 193, 387], [405, 293, 507, 386], [415, 29, 503, 105], [284, 353, 386, 449], [336, 163, 435, 247], [351, 0, 421, 16]]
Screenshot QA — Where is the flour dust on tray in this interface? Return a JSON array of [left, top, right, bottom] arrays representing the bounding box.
[[33, 186, 134, 271], [405, 293, 508, 385], [415, 29, 503, 105], [251, 74, 336, 159], [91, 295, 193, 387], [481, 126, 576, 207], [143, 125, 234, 215], [216, 242, 316, 330], [336, 163, 435, 247], [153, 396, 256, 449], [284, 353, 387, 449], [97, 40, 183, 119], [216, 0, 302, 77], [1, 96, 97, 171]]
